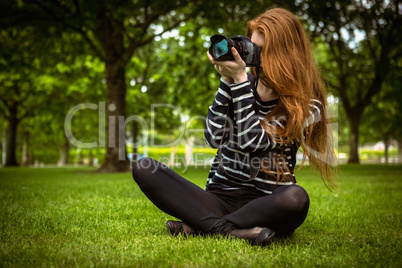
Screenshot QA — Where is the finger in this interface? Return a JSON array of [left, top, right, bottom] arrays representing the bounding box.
[[207, 51, 215, 64], [231, 47, 243, 63]]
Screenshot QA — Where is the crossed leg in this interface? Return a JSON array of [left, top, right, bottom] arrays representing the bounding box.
[[132, 157, 230, 233], [132, 157, 309, 236]]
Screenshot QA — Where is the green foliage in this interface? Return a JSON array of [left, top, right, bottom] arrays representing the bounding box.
[[360, 55, 402, 144], [0, 165, 401, 267], [0, 26, 50, 119], [1, 0, 401, 167], [293, 0, 402, 162]]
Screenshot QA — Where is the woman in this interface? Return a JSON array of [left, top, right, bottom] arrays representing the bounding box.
[[132, 7, 336, 246]]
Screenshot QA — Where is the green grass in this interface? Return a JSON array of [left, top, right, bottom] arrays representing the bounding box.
[[0, 165, 401, 267]]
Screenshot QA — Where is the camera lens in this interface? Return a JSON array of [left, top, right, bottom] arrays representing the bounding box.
[[213, 39, 229, 58]]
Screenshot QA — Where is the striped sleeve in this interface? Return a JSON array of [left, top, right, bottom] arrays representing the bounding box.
[[230, 80, 280, 152], [204, 78, 233, 149]]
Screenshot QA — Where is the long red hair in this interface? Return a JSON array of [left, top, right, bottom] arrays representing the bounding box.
[[247, 7, 336, 187]]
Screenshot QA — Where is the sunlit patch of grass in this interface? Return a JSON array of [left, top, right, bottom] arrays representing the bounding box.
[[0, 165, 401, 267]]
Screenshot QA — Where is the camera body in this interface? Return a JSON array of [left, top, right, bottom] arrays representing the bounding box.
[[209, 34, 260, 67]]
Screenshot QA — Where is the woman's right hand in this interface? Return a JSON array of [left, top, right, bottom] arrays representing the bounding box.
[[207, 48, 247, 84]]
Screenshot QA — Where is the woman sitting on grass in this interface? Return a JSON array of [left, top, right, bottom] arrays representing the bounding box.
[[132, 7, 336, 246]]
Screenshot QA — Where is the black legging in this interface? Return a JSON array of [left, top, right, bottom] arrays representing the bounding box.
[[132, 157, 310, 235]]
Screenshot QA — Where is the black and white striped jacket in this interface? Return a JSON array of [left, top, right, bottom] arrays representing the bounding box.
[[204, 74, 322, 194]]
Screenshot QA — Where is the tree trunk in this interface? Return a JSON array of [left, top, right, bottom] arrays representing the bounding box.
[[169, 147, 178, 167], [384, 139, 390, 164], [87, 150, 94, 166], [21, 131, 33, 166], [58, 136, 70, 166], [98, 61, 130, 172], [21, 139, 28, 166], [185, 136, 195, 166], [398, 138, 402, 164], [348, 115, 360, 164], [131, 121, 139, 166], [94, 14, 131, 173], [5, 103, 19, 167], [0, 127, 3, 166]]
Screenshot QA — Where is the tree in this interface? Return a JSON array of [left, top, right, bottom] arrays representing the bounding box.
[[11, 0, 204, 172], [41, 50, 105, 166], [360, 55, 402, 163], [0, 26, 52, 166], [124, 1, 277, 164], [1, 0, 275, 170], [289, 0, 402, 163]]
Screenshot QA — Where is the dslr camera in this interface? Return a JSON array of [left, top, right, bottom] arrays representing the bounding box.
[[209, 34, 260, 67]]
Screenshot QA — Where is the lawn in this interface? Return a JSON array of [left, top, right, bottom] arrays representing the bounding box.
[[0, 164, 401, 267]]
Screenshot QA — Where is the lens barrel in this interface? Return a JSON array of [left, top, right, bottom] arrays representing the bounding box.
[[209, 35, 235, 61], [209, 34, 260, 67]]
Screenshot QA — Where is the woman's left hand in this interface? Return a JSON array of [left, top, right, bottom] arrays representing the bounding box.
[[207, 47, 248, 84]]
